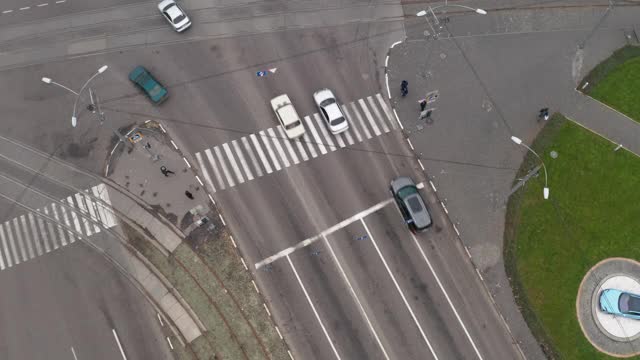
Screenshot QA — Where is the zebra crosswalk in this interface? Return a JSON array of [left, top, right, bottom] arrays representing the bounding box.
[[0, 183, 118, 271], [195, 93, 397, 193]]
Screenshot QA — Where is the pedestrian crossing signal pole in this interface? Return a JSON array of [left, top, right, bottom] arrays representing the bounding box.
[[88, 88, 134, 152]]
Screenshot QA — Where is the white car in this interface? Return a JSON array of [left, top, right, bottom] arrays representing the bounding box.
[[313, 88, 348, 134], [158, 0, 191, 32], [270, 94, 305, 139]]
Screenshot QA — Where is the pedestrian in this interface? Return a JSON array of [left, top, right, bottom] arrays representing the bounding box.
[[419, 99, 427, 111], [401, 80, 408, 97], [538, 108, 549, 122], [185, 190, 194, 199]]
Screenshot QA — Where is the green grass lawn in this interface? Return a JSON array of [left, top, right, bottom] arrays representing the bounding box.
[[504, 115, 640, 359], [589, 55, 640, 124]]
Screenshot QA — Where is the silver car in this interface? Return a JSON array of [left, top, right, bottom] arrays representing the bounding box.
[[158, 0, 191, 32], [313, 88, 349, 134]]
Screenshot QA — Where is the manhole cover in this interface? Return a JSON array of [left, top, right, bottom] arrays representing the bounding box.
[[550, 150, 558, 159]]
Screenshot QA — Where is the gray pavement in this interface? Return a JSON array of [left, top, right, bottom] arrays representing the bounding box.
[[389, 1, 640, 359]]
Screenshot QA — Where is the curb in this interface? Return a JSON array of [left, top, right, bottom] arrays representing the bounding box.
[[384, 39, 528, 360]]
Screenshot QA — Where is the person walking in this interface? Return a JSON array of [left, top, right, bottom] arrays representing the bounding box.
[[419, 99, 427, 111], [401, 80, 408, 97], [538, 108, 549, 122], [185, 190, 194, 199]]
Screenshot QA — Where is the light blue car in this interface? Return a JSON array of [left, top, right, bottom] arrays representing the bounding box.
[[599, 289, 640, 320]]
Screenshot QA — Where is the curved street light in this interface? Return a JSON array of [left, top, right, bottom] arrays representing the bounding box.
[[42, 65, 108, 127], [511, 136, 549, 199]]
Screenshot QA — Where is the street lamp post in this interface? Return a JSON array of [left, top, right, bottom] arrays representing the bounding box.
[[511, 136, 550, 200], [42, 65, 108, 127], [417, 3, 486, 39]]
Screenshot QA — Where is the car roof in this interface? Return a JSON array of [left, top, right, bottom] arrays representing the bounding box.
[[277, 105, 300, 126], [324, 103, 343, 120], [404, 194, 432, 229]]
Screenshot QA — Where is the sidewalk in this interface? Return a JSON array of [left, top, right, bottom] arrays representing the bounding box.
[[563, 90, 640, 156], [98, 120, 218, 346]]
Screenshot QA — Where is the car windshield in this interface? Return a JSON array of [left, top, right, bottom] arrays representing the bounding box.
[[330, 117, 345, 126], [397, 186, 417, 199], [320, 98, 335, 107], [621, 294, 640, 313], [285, 120, 301, 130], [149, 84, 164, 98]]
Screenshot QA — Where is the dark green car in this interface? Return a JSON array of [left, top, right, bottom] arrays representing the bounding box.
[[128, 66, 168, 104]]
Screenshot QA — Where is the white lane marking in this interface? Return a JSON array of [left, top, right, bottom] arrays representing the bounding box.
[[19, 216, 35, 259], [0, 226, 6, 269], [259, 130, 282, 171], [38, 3, 49, 7], [324, 235, 391, 360], [367, 96, 390, 133], [287, 255, 342, 360], [304, 116, 327, 155], [376, 93, 398, 130], [241, 136, 264, 177], [361, 219, 439, 360], [19, 6, 30, 10], [222, 142, 244, 184], [112, 329, 128, 360], [71, 346, 78, 360], [4, 222, 20, 264], [2, 10, 13, 14], [91, 186, 109, 226], [359, 99, 382, 136], [301, 131, 319, 158], [43, 206, 60, 249], [56, 0, 66, 3], [27, 213, 43, 257], [205, 148, 225, 190], [334, 131, 346, 148], [214, 146, 235, 187], [66, 197, 83, 235], [313, 114, 338, 152], [293, 137, 309, 162], [349, 102, 372, 139], [342, 105, 363, 142], [82, 195, 102, 233], [267, 128, 291, 168], [276, 127, 300, 164], [410, 232, 484, 359], [35, 214, 51, 254], [14, 218, 30, 261], [50, 203, 68, 246], [255, 198, 394, 268], [231, 140, 254, 181], [195, 152, 217, 192], [0, 224, 12, 268], [75, 194, 93, 236], [250, 133, 273, 174]]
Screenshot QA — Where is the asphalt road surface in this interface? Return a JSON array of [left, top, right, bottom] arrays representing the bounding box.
[[0, 0, 526, 358]]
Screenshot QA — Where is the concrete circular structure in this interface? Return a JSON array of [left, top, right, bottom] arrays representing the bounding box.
[[577, 258, 640, 357]]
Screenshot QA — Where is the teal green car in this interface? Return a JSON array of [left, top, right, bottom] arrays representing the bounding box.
[[128, 66, 168, 104]]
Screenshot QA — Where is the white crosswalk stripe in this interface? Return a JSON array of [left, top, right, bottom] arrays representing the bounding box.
[[195, 93, 398, 193], [0, 225, 12, 268], [349, 101, 372, 139], [359, 98, 382, 136], [342, 105, 363, 142], [0, 183, 119, 272], [214, 146, 235, 188], [241, 137, 264, 177], [267, 128, 291, 168], [27, 213, 43, 257], [250, 134, 273, 174], [368, 96, 390, 133], [223, 143, 245, 184], [231, 140, 254, 181], [277, 127, 300, 165], [195, 152, 216, 193], [205, 148, 226, 190], [305, 116, 328, 155], [259, 130, 282, 171]]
